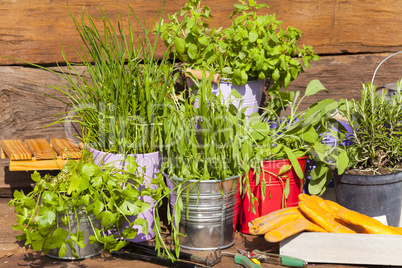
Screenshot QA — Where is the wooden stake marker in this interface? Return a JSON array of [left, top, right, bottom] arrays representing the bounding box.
[[1, 139, 82, 171]]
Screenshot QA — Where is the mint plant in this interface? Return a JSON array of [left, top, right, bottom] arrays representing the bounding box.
[[222, 0, 319, 87], [157, 0, 319, 88], [8, 150, 167, 259], [157, 0, 222, 70]]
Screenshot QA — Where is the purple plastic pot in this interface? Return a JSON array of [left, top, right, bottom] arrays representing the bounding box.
[[88, 147, 162, 242], [322, 120, 354, 147], [188, 78, 265, 117]]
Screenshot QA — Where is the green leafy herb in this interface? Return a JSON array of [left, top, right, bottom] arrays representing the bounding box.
[[156, 0, 319, 87], [340, 80, 402, 172], [8, 149, 165, 258]]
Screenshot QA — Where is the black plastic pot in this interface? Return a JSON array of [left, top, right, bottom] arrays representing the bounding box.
[[333, 171, 402, 227]]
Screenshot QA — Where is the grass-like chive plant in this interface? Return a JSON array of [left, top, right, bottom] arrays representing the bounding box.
[[19, 3, 178, 155]]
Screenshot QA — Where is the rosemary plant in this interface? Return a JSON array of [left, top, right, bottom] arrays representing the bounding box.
[[341, 81, 402, 173]]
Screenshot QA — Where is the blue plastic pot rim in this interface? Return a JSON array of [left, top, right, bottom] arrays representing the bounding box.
[[338, 170, 402, 185]]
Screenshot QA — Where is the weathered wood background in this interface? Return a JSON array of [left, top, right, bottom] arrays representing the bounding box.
[[1, 0, 402, 196]]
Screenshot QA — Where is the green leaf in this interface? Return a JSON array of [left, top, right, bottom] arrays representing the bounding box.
[[45, 227, 68, 249], [198, 36, 208, 46], [278, 165, 292, 176], [100, 210, 117, 227], [301, 126, 318, 144], [272, 68, 280, 81], [126, 156, 138, 173], [240, 70, 248, 85], [283, 147, 304, 179], [336, 150, 349, 174], [42, 192, 58, 206], [81, 163, 97, 177], [31, 171, 41, 182], [174, 37, 186, 54], [249, 30, 258, 43], [187, 44, 198, 60], [77, 175, 90, 192], [234, 4, 248, 10], [233, 69, 242, 85], [310, 164, 330, 181], [305, 79, 327, 96], [91, 199, 105, 216], [133, 217, 149, 235], [309, 171, 331, 195], [122, 226, 139, 240], [67, 172, 82, 195], [312, 141, 327, 161], [58, 243, 67, 259], [120, 200, 140, 216], [36, 207, 56, 226], [231, 89, 242, 99]]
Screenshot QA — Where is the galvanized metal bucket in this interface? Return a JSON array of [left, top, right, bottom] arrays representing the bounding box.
[[166, 175, 240, 251], [47, 209, 103, 260]]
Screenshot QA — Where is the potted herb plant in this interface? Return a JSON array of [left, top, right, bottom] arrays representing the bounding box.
[[152, 72, 247, 257], [237, 80, 350, 233], [336, 80, 402, 227], [20, 4, 177, 242], [156, 0, 319, 116], [8, 149, 165, 259]]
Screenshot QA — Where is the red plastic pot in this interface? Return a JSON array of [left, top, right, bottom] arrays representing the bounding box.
[[238, 156, 308, 234]]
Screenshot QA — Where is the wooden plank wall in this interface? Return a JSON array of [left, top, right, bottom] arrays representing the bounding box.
[[1, 0, 402, 196]]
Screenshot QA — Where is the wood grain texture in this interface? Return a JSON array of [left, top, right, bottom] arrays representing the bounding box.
[[0, 66, 81, 196], [25, 139, 55, 160], [0, 140, 32, 160], [2, 0, 402, 65], [1, 139, 81, 171], [8, 158, 76, 172], [285, 52, 402, 110], [50, 138, 81, 159]]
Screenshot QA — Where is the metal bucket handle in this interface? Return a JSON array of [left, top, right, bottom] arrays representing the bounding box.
[[371, 51, 402, 85]]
